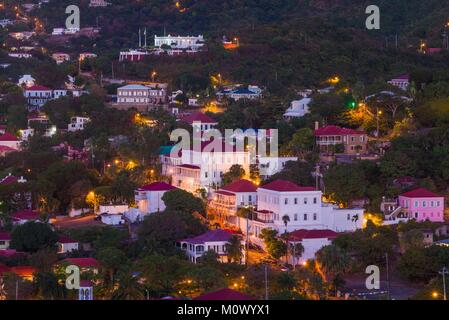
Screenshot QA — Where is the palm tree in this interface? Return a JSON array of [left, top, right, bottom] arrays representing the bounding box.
[[111, 271, 145, 300], [282, 215, 290, 234], [315, 245, 349, 295], [289, 242, 304, 268], [225, 235, 243, 263]]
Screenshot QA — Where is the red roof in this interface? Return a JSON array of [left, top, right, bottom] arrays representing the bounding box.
[[178, 164, 201, 170], [314, 125, 365, 136], [63, 257, 100, 268], [138, 182, 177, 192], [0, 145, 16, 152], [287, 229, 338, 241], [0, 249, 19, 257], [261, 180, 316, 192], [400, 188, 442, 198], [80, 280, 93, 287], [0, 264, 11, 276], [222, 179, 257, 193], [0, 232, 11, 241], [194, 288, 256, 301], [10, 266, 36, 278], [181, 112, 217, 124], [25, 85, 51, 91], [0, 175, 18, 185], [12, 210, 40, 221], [0, 132, 19, 142], [58, 235, 77, 244], [215, 190, 235, 196], [391, 74, 410, 80], [181, 229, 235, 244]]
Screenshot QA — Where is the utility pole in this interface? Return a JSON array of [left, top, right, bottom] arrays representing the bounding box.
[[386, 253, 391, 300], [264, 265, 269, 300], [439, 267, 448, 300], [15, 280, 18, 300]]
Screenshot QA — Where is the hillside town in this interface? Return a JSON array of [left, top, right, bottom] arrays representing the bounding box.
[[0, 0, 449, 304]]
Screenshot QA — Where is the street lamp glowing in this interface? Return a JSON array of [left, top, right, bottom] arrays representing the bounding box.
[[432, 291, 439, 298]]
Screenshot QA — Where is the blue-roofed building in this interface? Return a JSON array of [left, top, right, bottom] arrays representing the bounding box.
[[217, 85, 262, 101]]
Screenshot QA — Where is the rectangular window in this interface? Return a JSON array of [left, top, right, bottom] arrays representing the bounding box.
[[313, 213, 317, 220], [294, 198, 298, 205], [304, 198, 308, 204], [313, 197, 317, 204], [304, 214, 308, 221], [422, 201, 426, 207], [284, 198, 288, 205], [294, 214, 298, 221]]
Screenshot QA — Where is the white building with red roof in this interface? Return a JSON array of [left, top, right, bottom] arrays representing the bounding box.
[[0, 232, 11, 250], [388, 74, 410, 91], [170, 140, 251, 194], [180, 112, 218, 133], [178, 229, 245, 264], [0, 132, 21, 150], [209, 179, 258, 224], [11, 210, 41, 225], [248, 180, 364, 237], [57, 236, 79, 254], [314, 125, 368, 155], [125, 182, 177, 222], [285, 229, 338, 265]]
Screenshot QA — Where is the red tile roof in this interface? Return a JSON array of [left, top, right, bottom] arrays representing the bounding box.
[[0, 232, 11, 241], [25, 85, 51, 91], [138, 182, 177, 192], [287, 229, 338, 241], [261, 180, 316, 192], [80, 280, 93, 287], [391, 74, 410, 80], [178, 164, 201, 170], [215, 190, 235, 196], [181, 112, 217, 124], [0, 263, 11, 276], [314, 125, 365, 136], [181, 229, 235, 244], [63, 257, 100, 268], [222, 179, 257, 193], [58, 235, 77, 244], [0, 132, 19, 142], [11, 210, 40, 221], [400, 188, 441, 198], [0, 175, 18, 185], [10, 266, 36, 278], [0, 145, 16, 152], [194, 288, 256, 300]]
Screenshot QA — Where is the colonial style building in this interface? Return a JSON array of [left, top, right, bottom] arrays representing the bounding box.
[[218, 180, 364, 239], [386, 188, 445, 223], [125, 182, 177, 223], [168, 140, 251, 194], [116, 83, 167, 110], [178, 229, 245, 264], [68, 117, 91, 132], [388, 74, 410, 91], [180, 112, 218, 133], [209, 179, 258, 225], [283, 98, 311, 120], [154, 35, 205, 51], [314, 125, 368, 155]]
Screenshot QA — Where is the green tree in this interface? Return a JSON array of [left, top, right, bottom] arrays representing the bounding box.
[[162, 189, 206, 215], [222, 165, 245, 185], [10, 222, 58, 253], [225, 235, 243, 263]]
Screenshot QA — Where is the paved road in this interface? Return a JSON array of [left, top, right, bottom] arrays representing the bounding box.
[[342, 273, 421, 300]]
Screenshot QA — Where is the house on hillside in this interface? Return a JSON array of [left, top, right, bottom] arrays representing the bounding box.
[[314, 125, 368, 155], [178, 229, 245, 264], [388, 74, 410, 91]]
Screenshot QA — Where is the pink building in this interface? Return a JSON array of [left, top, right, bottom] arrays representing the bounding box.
[[399, 188, 445, 222]]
